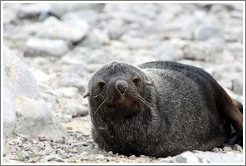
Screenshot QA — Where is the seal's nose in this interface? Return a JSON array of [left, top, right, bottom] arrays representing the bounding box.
[[116, 80, 128, 94]]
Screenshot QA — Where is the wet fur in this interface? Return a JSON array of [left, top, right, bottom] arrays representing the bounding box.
[[86, 61, 243, 157]]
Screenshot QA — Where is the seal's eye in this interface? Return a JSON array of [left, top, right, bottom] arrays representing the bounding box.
[[132, 77, 140, 85], [98, 81, 106, 89]]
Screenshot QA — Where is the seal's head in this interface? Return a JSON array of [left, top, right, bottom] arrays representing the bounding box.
[[85, 62, 153, 118]]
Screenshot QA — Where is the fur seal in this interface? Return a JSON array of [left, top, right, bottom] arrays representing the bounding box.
[[85, 61, 243, 157]]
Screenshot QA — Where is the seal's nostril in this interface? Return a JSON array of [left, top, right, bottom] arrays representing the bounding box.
[[116, 80, 128, 94]]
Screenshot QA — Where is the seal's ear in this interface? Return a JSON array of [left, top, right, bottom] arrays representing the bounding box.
[[146, 81, 153, 86], [84, 92, 90, 98]]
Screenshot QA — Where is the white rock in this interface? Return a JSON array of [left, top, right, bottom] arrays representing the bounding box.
[[62, 9, 100, 27], [49, 3, 105, 17], [2, 45, 67, 156], [79, 29, 110, 49], [25, 37, 69, 57], [62, 103, 89, 117], [166, 151, 243, 163], [17, 3, 51, 19], [30, 69, 49, 83], [194, 24, 223, 41], [56, 87, 79, 98], [36, 16, 89, 43]]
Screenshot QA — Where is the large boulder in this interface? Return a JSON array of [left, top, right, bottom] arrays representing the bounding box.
[[3, 45, 67, 153]]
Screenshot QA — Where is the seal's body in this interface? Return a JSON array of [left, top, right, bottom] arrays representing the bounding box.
[[85, 61, 243, 157]]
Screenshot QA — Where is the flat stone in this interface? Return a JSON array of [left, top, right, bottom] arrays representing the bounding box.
[[62, 103, 89, 117], [18, 151, 30, 161], [46, 156, 65, 162], [36, 16, 89, 43], [24, 37, 69, 57], [194, 24, 223, 41]]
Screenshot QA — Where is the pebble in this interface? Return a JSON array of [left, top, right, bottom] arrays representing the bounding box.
[[46, 156, 65, 162], [18, 151, 30, 161], [95, 154, 105, 160], [71, 141, 89, 147], [194, 24, 223, 41], [62, 103, 89, 117]]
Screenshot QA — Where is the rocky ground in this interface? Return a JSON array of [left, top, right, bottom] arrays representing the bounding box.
[[2, 3, 244, 164]]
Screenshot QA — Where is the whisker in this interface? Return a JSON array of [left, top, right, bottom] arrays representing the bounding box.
[[138, 95, 153, 110], [93, 97, 108, 116], [93, 94, 105, 99]]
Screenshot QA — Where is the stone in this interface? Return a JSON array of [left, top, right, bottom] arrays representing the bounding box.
[[174, 152, 205, 163], [62, 103, 89, 117], [194, 24, 223, 41], [182, 42, 209, 61], [79, 29, 110, 49], [56, 87, 79, 98], [30, 69, 50, 83], [16, 3, 51, 19], [24, 37, 69, 57], [154, 45, 183, 61], [46, 156, 65, 162], [71, 141, 89, 147], [226, 42, 243, 57], [18, 151, 30, 161], [121, 35, 150, 49], [36, 16, 89, 43], [86, 49, 113, 64], [59, 73, 86, 92], [231, 78, 243, 95], [2, 8, 17, 24], [49, 3, 105, 17], [166, 151, 243, 163], [95, 154, 105, 160], [106, 25, 126, 40], [62, 9, 100, 27], [2, 45, 67, 155]]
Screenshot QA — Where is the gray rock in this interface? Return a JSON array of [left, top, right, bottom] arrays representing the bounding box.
[[16, 3, 51, 19], [24, 37, 69, 57], [18, 151, 30, 161], [86, 49, 113, 64], [231, 78, 243, 95], [3, 8, 17, 24], [3, 45, 67, 155], [46, 156, 65, 162], [62, 9, 100, 27], [194, 24, 223, 41], [182, 42, 209, 61], [36, 16, 89, 43], [30, 69, 50, 83], [62, 103, 89, 117], [226, 42, 243, 57], [56, 87, 79, 98], [106, 25, 126, 40], [95, 154, 105, 160], [49, 3, 105, 17], [59, 73, 86, 92], [154, 45, 183, 61], [79, 29, 110, 49], [121, 35, 150, 49], [61, 153, 70, 159], [71, 141, 89, 147]]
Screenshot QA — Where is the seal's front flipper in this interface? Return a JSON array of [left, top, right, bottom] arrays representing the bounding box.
[[232, 99, 243, 114]]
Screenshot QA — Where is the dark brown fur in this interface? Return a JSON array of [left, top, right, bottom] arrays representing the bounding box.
[[85, 61, 243, 157]]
